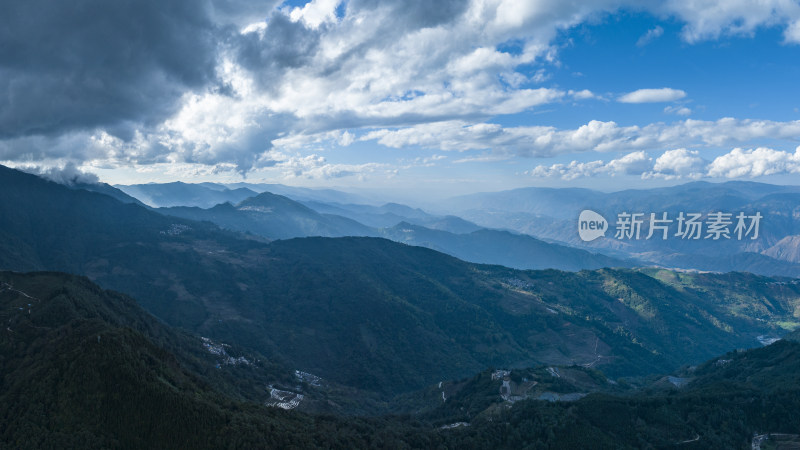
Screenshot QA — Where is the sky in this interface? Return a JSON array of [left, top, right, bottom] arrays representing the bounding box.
[[1, 0, 800, 199]]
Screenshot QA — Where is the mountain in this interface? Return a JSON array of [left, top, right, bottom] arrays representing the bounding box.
[[0, 271, 282, 447], [4, 167, 800, 446], [160, 191, 376, 239], [71, 181, 147, 206], [764, 235, 800, 262], [448, 182, 800, 220], [417, 338, 800, 449], [161, 191, 630, 272], [0, 165, 256, 276], [116, 181, 258, 208], [224, 182, 374, 205], [0, 271, 447, 448], [117, 177, 633, 272], [3, 165, 800, 398], [4, 271, 799, 449], [380, 222, 634, 271], [303, 200, 483, 233], [445, 181, 800, 277], [449, 186, 607, 220], [655, 249, 800, 277]]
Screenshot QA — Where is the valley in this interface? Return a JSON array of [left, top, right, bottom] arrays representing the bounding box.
[[3, 166, 800, 447], [4, 270, 800, 449], [4, 166, 800, 396]]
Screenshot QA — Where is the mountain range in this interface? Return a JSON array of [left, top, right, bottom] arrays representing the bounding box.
[[155, 186, 633, 271], [160, 191, 375, 240], [4, 165, 800, 447], [115, 179, 800, 278], [117, 182, 259, 208], [3, 270, 800, 448], [443, 181, 800, 276], [2, 165, 800, 398]]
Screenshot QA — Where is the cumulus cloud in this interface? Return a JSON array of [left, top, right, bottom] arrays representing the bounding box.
[[531, 146, 800, 180], [2, 0, 800, 179], [358, 118, 800, 157], [289, 0, 341, 28], [254, 149, 388, 180], [645, 148, 707, 179], [529, 160, 607, 180], [529, 151, 652, 180], [361, 119, 639, 155], [112, 0, 588, 172], [618, 88, 687, 103], [606, 151, 654, 174], [707, 146, 800, 178], [3, 0, 645, 173], [656, 0, 800, 44]]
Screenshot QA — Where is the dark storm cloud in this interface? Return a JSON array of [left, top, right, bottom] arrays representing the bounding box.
[[234, 13, 320, 87], [209, 0, 280, 26], [0, 0, 220, 140], [350, 0, 468, 29]]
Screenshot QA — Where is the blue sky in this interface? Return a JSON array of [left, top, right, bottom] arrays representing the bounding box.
[[553, 13, 800, 124], [1, 0, 799, 198]]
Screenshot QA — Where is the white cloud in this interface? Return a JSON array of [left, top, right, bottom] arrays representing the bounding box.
[[125, 161, 242, 180], [361, 121, 504, 152], [786, 19, 800, 43], [5, 0, 800, 179], [18, 162, 100, 186], [530, 151, 652, 180], [127, 1, 800, 179], [358, 118, 800, 157], [707, 146, 800, 178], [401, 154, 448, 168], [664, 105, 692, 116], [645, 148, 707, 179], [452, 154, 513, 164], [606, 150, 653, 174], [672, 117, 800, 145], [530, 146, 800, 180], [254, 149, 389, 180], [658, 0, 800, 44], [529, 160, 606, 180], [289, 0, 341, 29], [139, 1, 591, 172], [636, 25, 664, 46], [569, 89, 599, 100], [619, 88, 687, 103], [361, 119, 637, 155], [271, 130, 356, 150]]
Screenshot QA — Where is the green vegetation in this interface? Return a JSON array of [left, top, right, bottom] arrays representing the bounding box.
[[3, 271, 800, 449], [0, 272, 436, 448], [3, 165, 800, 399]]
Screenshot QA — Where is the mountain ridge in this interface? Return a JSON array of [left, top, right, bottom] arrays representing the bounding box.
[[2, 165, 800, 397], [4, 270, 800, 448]]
